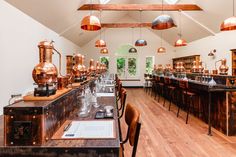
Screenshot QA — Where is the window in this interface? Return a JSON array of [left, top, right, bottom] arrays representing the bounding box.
[[100, 0, 111, 4], [115, 44, 139, 79], [100, 56, 109, 69], [145, 56, 154, 74], [164, 0, 179, 4]]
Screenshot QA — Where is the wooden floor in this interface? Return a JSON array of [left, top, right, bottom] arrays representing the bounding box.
[[120, 88, 236, 157]]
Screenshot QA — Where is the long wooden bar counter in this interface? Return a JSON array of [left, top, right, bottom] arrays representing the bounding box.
[[154, 74, 236, 136], [0, 79, 120, 157]]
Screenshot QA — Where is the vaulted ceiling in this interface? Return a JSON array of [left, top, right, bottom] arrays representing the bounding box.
[[5, 0, 234, 47]]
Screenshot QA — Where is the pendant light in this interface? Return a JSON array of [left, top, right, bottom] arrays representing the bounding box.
[[100, 48, 108, 54], [129, 28, 137, 53], [95, 11, 106, 47], [157, 31, 166, 53], [221, 0, 236, 31], [135, 11, 147, 46], [100, 29, 108, 54], [152, 0, 175, 30], [174, 10, 187, 47], [81, 0, 101, 31]]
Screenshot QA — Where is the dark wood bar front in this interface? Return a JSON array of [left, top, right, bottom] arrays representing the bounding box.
[[154, 75, 236, 136], [0, 79, 120, 157]]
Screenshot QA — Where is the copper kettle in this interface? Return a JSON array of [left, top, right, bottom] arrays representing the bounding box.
[[32, 41, 58, 85]]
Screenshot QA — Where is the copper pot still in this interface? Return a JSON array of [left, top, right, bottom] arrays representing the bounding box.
[[176, 62, 185, 72], [32, 41, 58, 86], [72, 54, 83, 82], [191, 60, 204, 73], [165, 64, 172, 72], [66, 55, 74, 75], [81, 55, 87, 80], [219, 58, 229, 75]]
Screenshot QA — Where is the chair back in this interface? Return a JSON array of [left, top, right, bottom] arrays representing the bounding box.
[[179, 80, 188, 89], [164, 77, 171, 85], [118, 88, 127, 118]]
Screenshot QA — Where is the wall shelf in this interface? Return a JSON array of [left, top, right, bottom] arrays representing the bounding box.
[[172, 55, 201, 72]]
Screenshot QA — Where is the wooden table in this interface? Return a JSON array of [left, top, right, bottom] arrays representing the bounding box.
[[0, 94, 120, 157]]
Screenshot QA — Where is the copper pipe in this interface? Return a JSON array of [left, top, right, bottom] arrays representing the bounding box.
[[53, 47, 62, 76]]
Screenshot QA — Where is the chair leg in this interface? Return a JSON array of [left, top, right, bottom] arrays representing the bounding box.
[[168, 90, 173, 111], [186, 96, 192, 124]]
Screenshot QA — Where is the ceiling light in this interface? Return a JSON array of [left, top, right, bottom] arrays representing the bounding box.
[[157, 47, 166, 53], [174, 10, 187, 47], [100, 47, 108, 54], [135, 39, 147, 46], [95, 39, 106, 47], [157, 31, 166, 53], [129, 47, 138, 53], [81, 15, 101, 31], [152, 0, 175, 30], [221, 0, 236, 31], [174, 38, 187, 47], [135, 11, 147, 46]]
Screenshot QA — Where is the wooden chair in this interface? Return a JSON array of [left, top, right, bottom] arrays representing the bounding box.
[[120, 103, 141, 157], [118, 88, 127, 118], [177, 80, 196, 124]]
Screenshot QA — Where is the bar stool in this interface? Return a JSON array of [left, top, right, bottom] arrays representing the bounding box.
[[116, 81, 123, 103], [147, 74, 153, 95], [156, 76, 164, 102], [120, 103, 141, 157], [163, 77, 176, 109], [177, 80, 196, 124]]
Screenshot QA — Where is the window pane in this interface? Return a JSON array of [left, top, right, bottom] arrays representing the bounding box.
[[146, 57, 154, 74], [117, 57, 125, 77], [100, 57, 109, 69], [128, 58, 137, 76]]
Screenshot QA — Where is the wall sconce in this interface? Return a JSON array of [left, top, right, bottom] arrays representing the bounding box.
[[208, 49, 216, 56]]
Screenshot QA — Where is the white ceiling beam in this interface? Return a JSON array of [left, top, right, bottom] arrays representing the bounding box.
[[181, 11, 216, 36]]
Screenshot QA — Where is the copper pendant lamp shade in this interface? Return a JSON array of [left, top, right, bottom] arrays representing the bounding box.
[[221, 0, 236, 31], [129, 47, 137, 53], [221, 16, 236, 31], [152, 14, 175, 30], [95, 39, 106, 47], [174, 38, 187, 47], [81, 15, 101, 31], [135, 39, 147, 46], [157, 47, 166, 53], [100, 47, 108, 54]]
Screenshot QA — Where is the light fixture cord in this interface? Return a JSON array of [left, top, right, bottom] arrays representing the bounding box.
[[100, 10, 102, 39], [131, 27, 134, 44], [162, 0, 164, 14], [161, 31, 163, 47], [179, 10, 182, 38], [139, 10, 142, 39], [233, 0, 235, 16]]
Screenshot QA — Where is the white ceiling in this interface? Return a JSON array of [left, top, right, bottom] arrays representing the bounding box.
[[5, 0, 235, 47]]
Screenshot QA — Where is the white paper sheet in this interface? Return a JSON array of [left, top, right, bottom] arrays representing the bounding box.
[[62, 120, 114, 139], [96, 93, 115, 97]]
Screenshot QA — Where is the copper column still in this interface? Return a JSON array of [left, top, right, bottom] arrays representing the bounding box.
[[32, 41, 58, 96], [72, 54, 84, 82], [96, 61, 101, 74], [81, 55, 87, 81], [88, 59, 96, 77], [66, 55, 74, 75]]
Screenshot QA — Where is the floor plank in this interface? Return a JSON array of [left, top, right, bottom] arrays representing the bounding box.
[[120, 88, 236, 157]]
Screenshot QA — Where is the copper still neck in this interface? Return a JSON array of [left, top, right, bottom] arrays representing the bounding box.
[[66, 55, 74, 75], [38, 43, 53, 63], [75, 54, 82, 65]]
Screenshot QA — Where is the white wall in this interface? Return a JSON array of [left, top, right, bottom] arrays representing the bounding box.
[[81, 16, 175, 86], [0, 1, 80, 114], [175, 31, 236, 74]]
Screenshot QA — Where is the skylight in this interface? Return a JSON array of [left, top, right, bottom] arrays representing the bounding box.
[[164, 0, 179, 4], [100, 0, 111, 4]]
